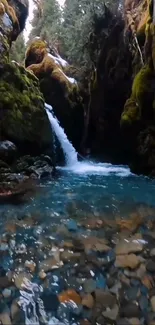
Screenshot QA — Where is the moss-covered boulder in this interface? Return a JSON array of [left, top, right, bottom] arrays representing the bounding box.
[[0, 61, 52, 154], [25, 38, 84, 151]]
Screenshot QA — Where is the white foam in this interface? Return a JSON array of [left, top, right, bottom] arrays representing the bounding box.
[[45, 103, 78, 166], [60, 161, 131, 176]]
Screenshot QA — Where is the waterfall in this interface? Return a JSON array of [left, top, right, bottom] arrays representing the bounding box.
[[45, 103, 78, 166]]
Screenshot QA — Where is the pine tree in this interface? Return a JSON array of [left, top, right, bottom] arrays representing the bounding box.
[[10, 33, 26, 63]]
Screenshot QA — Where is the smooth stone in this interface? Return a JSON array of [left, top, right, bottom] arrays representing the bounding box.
[[82, 237, 110, 253], [146, 260, 155, 273], [95, 290, 117, 307], [60, 251, 81, 263], [151, 296, 155, 312], [116, 319, 131, 325], [140, 285, 149, 296], [128, 318, 141, 325], [41, 292, 60, 312], [39, 256, 63, 272], [0, 313, 12, 325], [102, 304, 119, 320], [120, 303, 142, 318], [126, 287, 139, 301], [110, 282, 122, 295], [139, 295, 148, 311], [82, 294, 94, 309], [0, 276, 11, 289], [83, 279, 96, 293], [14, 272, 32, 290], [115, 254, 140, 269], [150, 248, 155, 257], [2, 288, 11, 298], [96, 274, 106, 289], [115, 239, 143, 255], [107, 277, 115, 288], [67, 219, 78, 232]]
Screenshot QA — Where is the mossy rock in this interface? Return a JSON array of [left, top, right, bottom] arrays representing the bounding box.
[[0, 61, 52, 153], [121, 97, 141, 126]]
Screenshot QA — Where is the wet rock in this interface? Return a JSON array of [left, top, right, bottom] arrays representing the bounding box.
[[39, 256, 63, 272], [139, 295, 148, 312], [150, 248, 155, 257], [107, 277, 115, 288], [67, 219, 78, 231], [82, 293, 94, 309], [83, 279, 96, 293], [0, 140, 17, 163], [115, 254, 140, 269], [13, 272, 32, 290], [58, 289, 81, 304], [96, 274, 106, 289], [120, 302, 142, 318], [41, 292, 60, 312], [102, 304, 119, 320], [0, 312, 12, 325], [136, 264, 146, 278], [80, 320, 91, 325], [38, 270, 47, 280], [24, 260, 36, 273], [82, 236, 110, 253], [151, 296, 155, 312], [2, 288, 11, 299], [115, 238, 143, 255], [125, 287, 139, 301], [141, 275, 154, 289], [110, 282, 122, 295], [60, 251, 81, 263], [128, 318, 141, 325], [0, 276, 12, 289], [95, 290, 117, 307], [146, 260, 155, 272], [116, 319, 131, 325]]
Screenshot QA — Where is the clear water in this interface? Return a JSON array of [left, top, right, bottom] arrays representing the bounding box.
[[0, 162, 155, 223]]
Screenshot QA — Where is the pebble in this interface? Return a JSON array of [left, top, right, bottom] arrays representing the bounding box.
[[0, 312, 12, 325], [115, 239, 143, 255], [151, 296, 155, 312], [146, 260, 155, 273], [82, 236, 111, 253], [38, 270, 47, 279], [24, 260, 36, 272], [83, 278, 96, 293], [58, 289, 81, 304], [95, 289, 116, 307], [150, 248, 155, 257], [2, 288, 11, 298], [67, 219, 78, 231], [39, 256, 63, 272], [102, 304, 119, 320], [82, 293, 94, 309], [13, 272, 32, 289], [115, 254, 140, 269], [60, 250, 81, 262], [128, 318, 141, 325], [120, 302, 141, 318]]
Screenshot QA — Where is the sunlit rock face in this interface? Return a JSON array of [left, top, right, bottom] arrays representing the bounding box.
[[25, 38, 84, 151]]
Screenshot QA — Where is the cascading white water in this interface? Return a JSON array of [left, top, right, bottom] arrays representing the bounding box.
[[45, 103, 131, 176], [45, 103, 78, 166]]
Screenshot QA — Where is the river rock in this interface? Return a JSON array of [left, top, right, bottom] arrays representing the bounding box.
[[115, 238, 143, 255], [95, 290, 117, 307], [0, 312, 12, 325], [39, 256, 63, 272], [82, 236, 110, 253], [60, 251, 81, 263], [82, 294, 94, 309], [120, 302, 141, 318], [2, 288, 11, 299], [0, 140, 17, 163], [146, 260, 155, 272], [151, 296, 155, 312], [128, 318, 141, 325], [115, 254, 140, 269], [102, 304, 119, 320], [150, 248, 155, 257], [14, 272, 32, 289], [83, 279, 97, 293]]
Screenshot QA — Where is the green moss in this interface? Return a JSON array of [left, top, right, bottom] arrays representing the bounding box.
[[132, 64, 153, 108], [0, 62, 52, 148], [121, 97, 141, 125]]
